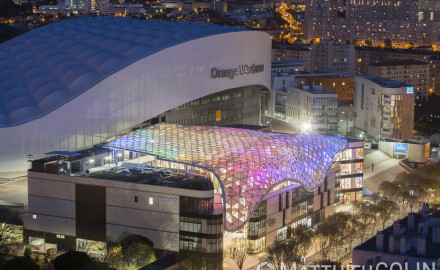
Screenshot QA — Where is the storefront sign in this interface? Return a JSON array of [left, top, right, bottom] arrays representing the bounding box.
[[210, 64, 264, 80]]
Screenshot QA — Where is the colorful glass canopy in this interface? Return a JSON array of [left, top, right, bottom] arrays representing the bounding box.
[[105, 124, 347, 231]]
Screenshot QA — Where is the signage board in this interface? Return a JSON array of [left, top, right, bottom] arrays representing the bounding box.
[[394, 143, 408, 153]]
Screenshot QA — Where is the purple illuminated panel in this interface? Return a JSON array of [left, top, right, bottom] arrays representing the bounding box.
[[105, 124, 347, 231]]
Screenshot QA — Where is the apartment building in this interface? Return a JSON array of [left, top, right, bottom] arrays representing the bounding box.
[[353, 76, 415, 140], [367, 60, 430, 100]]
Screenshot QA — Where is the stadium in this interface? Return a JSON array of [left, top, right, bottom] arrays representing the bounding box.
[[0, 17, 271, 173]]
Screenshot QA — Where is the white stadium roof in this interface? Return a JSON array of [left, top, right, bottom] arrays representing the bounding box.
[[0, 17, 242, 127]]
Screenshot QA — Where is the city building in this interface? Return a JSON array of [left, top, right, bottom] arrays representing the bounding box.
[[333, 140, 364, 204], [305, 0, 439, 48], [353, 76, 415, 140], [355, 47, 440, 95], [353, 204, 440, 269], [24, 124, 363, 256], [286, 85, 339, 136], [305, 75, 355, 105], [271, 42, 311, 70], [268, 70, 351, 135], [271, 60, 306, 73], [309, 41, 356, 73], [367, 60, 430, 101], [0, 17, 271, 173], [378, 140, 430, 165], [337, 105, 356, 137]]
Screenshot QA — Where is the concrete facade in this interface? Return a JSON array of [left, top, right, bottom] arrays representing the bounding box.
[[354, 76, 415, 140]]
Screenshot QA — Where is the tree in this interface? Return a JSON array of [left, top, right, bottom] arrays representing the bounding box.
[[104, 244, 123, 269], [177, 251, 223, 270], [365, 40, 373, 46], [0, 206, 23, 252], [227, 236, 248, 270], [120, 234, 155, 269], [3, 256, 39, 270], [384, 39, 392, 49], [291, 225, 314, 259], [376, 199, 399, 230], [315, 212, 351, 261], [265, 239, 300, 270], [378, 181, 400, 200], [53, 251, 111, 270], [352, 201, 376, 242]]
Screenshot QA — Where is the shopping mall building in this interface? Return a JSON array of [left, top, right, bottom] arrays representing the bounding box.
[[25, 124, 363, 255], [1, 17, 364, 256]]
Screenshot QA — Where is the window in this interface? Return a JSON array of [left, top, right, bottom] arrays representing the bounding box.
[[179, 236, 202, 251], [276, 226, 287, 241], [149, 197, 154, 205], [134, 196, 138, 203], [56, 234, 65, 239], [179, 217, 202, 233], [248, 220, 266, 236], [355, 177, 363, 188], [32, 214, 37, 220], [341, 178, 351, 190]]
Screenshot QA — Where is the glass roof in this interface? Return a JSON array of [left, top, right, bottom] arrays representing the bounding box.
[[105, 124, 347, 231]]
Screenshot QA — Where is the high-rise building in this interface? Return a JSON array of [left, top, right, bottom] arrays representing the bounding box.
[[305, 75, 355, 105], [287, 85, 339, 136], [367, 60, 430, 100], [355, 47, 440, 95], [305, 0, 440, 48], [309, 40, 356, 73], [271, 42, 311, 70], [353, 76, 415, 140]]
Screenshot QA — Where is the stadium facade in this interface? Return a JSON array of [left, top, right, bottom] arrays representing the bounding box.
[[0, 17, 271, 173]]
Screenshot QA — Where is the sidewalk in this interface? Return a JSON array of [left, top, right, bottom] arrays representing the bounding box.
[[363, 159, 399, 180]]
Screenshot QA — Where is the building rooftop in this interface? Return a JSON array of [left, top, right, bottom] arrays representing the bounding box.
[[86, 165, 213, 191], [272, 59, 306, 65], [272, 41, 310, 51], [369, 59, 428, 67], [0, 17, 243, 127], [296, 85, 338, 95], [354, 208, 440, 260], [272, 69, 349, 77], [104, 123, 348, 231], [357, 76, 409, 88], [355, 45, 436, 56]]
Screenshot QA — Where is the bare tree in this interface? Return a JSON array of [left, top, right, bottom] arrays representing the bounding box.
[[227, 237, 248, 270], [352, 201, 375, 242], [0, 206, 22, 252], [316, 212, 350, 261], [265, 239, 299, 270], [376, 199, 399, 230], [378, 181, 400, 200], [291, 225, 314, 259]]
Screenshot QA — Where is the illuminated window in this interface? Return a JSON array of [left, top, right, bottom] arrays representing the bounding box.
[[149, 197, 154, 205], [32, 214, 37, 219]]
